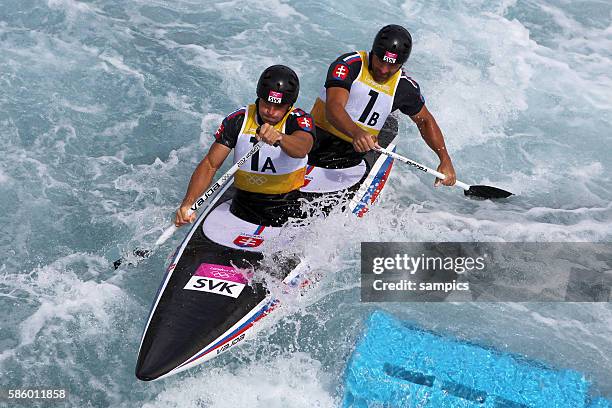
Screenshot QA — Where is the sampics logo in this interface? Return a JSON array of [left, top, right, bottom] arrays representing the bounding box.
[[268, 90, 283, 104], [184, 263, 248, 298], [383, 51, 398, 63]]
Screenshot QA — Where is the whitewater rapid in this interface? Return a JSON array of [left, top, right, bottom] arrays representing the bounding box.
[[1, 0, 611, 406]]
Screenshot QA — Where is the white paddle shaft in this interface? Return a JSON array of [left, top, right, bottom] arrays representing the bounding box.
[[154, 141, 265, 247], [376, 147, 470, 191]]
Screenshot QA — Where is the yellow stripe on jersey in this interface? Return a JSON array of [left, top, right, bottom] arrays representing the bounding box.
[[232, 104, 308, 195], [356, 51, 400, 96], [234, 167, 306, 194], [311, 98, 377, 142]]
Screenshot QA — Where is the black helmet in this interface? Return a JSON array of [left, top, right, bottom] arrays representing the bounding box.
[[371, 24, 412, 65], [256, 65, 300, 105]]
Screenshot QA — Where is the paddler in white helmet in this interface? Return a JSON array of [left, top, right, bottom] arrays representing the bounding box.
[[175, 65, 316, 228]]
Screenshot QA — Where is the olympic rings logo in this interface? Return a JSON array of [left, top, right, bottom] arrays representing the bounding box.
[[246, 174, 266, 186]]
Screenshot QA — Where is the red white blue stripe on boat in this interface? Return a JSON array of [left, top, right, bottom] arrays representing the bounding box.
[[352, 152, 395, 217], [176, 299, 279, 369]]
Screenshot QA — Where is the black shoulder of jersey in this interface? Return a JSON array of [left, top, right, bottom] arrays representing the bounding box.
[[393, 73, 425, 117], [324, 52, 363, 91], [214, 107, 246, 148]]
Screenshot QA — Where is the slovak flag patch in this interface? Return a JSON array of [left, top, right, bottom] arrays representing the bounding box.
[[333, 63, 349, 80], [383, 51, 398, 63], [233, 234, 264, 248], [268, 90, 283, 103], [297, 116, 313, 131]]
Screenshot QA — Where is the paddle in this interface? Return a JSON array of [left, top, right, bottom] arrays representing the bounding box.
[[375, 147, 513, 199], [113, 141, 266, 269]]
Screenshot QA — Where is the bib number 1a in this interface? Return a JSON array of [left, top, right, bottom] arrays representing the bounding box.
[[249, 137, 277, 173], [358, 90, 380, 127]]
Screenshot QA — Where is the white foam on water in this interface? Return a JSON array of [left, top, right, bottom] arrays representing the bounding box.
[[165, 91, 203, 119], [0, 253, 141, 408], [47, 0, 102, 17], [17, 267, 122, 345], [141, 353, 336, 408], [214, 0, 305, 20], [0, 168, 9, 184], [99, 53, 147, 83], [100, 118, 142, 138], [410, 13, 535, 149], [58, 99, 106, 114], [199, 112, 226, 146]]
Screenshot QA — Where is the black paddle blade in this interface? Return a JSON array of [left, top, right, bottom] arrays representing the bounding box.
[[113, 249, 152, 270], [464, 185, 513, 200], [113, 258, 123, 270]]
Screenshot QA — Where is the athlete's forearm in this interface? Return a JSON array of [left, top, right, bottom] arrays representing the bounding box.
[[279, 132, 313, 158], [181, 157, 218, 207], [326, 100, 363, 140], [415, 115, 451, 162]]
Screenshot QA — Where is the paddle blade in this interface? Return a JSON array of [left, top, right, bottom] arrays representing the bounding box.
[[113, 249, 151, 270], [464, 185, 513, 200], [113, 258, 123, 270]]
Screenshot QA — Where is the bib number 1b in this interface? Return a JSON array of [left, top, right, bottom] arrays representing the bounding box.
[[358, 90, 380, 127]]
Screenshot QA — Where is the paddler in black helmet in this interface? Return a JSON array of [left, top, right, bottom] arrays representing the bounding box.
[[175, 65, 316, 227], [309, 24, 456, 186]]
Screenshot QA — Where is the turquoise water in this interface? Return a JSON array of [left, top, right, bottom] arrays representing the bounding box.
[[1, 0, 611, 406]]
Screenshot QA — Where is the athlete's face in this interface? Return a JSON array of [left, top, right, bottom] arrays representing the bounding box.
[[370, 54, 402, 83], [258, 99, 291, 125]]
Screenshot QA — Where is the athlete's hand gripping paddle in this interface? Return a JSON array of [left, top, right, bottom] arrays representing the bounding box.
[[375, 147, 512, 199], [113, 141, 265, 269]]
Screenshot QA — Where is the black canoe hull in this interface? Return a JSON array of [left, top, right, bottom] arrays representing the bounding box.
[[135, 116, 399, 381]]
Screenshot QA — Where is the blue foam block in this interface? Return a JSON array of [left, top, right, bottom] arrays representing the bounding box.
[[343, 311, 602, 408], [588, 398, 611, 408]]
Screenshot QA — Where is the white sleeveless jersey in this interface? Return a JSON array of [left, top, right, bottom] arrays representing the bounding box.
[[233, 104, 308, 194], [311, 50, 402, 142]]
